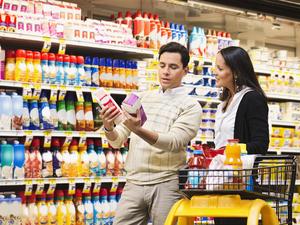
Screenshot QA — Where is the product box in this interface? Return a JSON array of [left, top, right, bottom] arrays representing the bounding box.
[[122, 93, 147, 126]]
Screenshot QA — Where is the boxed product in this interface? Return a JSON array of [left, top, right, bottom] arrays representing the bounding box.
[[122, 93, 147, 126]]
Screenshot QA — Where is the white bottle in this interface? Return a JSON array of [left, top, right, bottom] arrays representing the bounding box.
[[109, 192, 118, 224], [19, 192, 30, 225], [100, 188, 110, 225], [28, 194, 39, 225], [11, 92, 23, 130]]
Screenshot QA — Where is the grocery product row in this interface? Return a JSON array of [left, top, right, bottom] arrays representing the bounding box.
[[0, 136, 127, 180], [0, 186, 123, 225]]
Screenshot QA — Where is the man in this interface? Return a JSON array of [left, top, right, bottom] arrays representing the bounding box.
[[100, 42, 202, 225]]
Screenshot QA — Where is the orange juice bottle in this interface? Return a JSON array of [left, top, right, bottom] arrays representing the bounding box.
[[5, 50, 16, 81], [15, 49, 26, 82], [68, 139, 79, 177], [25, 51, 34, 83], [106, 58, 113, 88], [125, 60, 133, 89]]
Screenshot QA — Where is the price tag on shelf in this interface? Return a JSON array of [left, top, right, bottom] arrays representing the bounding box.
[[83, 178, 92, 193], [42, 36, 51, 53], [22, 84, 32, 100], [47, 179, 56, 195], [62, 136, 72, 147], [91, 91, 98, 103], [25, 180, 33, 196], [58, 38, 66, 55], [92, 178, 101, 193], [50, 88, 58, 102], [58, 89, 66, 101], [44, 135, 52, 148], [32, 85, 41, 100], [68, 178, 76, 195], [76, 90, 84, 102], [35, 180, 45, 195], [79, 136, 86, 148], [102, 137, 109, 148], [24, 135, 33, 147], [110, 177, 119, 192]]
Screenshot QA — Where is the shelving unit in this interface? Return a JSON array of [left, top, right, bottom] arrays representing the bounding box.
[[268, 147, 300, 154]]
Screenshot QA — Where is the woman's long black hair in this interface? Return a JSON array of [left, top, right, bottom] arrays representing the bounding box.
[[219, 46, 266, 102]]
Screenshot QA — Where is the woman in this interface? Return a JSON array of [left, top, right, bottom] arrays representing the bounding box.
[[214, 46, 269, 225]]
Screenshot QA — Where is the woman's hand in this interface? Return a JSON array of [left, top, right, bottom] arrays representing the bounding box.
[[99, 106, 121, 131], [122, 106, 142, 133]]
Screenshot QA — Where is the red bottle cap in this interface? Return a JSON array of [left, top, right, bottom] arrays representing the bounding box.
[[86, 138, 94, 146], [29, 193, 36, 203], [33, 51, 41, 60], [55, 190, 64, 198], [99, 188, 108, 196], [117, 12, 123, 18], [48, 53, 56, 61], [26, 51, 33, 59], [77, 56, 84, 64], [31, 138, 40, 148], [6, 50, 15, 58], [75, 189, 82, 198], [56, 54, 63, 62], [41, 52, 48, 61], [63, 54, 70, 63], [16, 49, 26, 58], [83, 191, 91, 197], [37, 191, 46, 199], [70, 138, 78, 147], [51, 138, 60, 148], [125, 11, 132, 18], [142, 12, 148, 19], [19, 191, 26, 204], [94, 139, 102, 147], [116, 187, 123, 195], [70, 55, 77, 64]]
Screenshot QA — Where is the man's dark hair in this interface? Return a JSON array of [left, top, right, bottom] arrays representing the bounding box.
[[158, 42, 190, 68]]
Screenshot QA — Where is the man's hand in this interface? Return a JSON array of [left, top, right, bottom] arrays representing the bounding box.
[[99, 106, 121, 131], [122, 107, 142, 133]]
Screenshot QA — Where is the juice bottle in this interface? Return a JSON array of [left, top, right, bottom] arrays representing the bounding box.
[[28, 193, 39, 225], [15, 49, 26, 82], [91, 192, 102, 225], [41, 144, 53, 178], [154, 14, 161, 49], [25, 145, 32, 178], [143, 12, 150, 48], [5, 50, 15, 80], [125, 60, 132, 89], [0, 92, 12, 130], [74, 189, 84, 225], [112, 59, 120, 88], [57, 100, 67, 131], [91, 57, 99, 87], [75, 101, 85, 131], [67, 55, 77, 86], [106, 147, 115, 176], [48, 53, 57, 85], [30, 138, 42, 178], [23, 99, 30, 130], [11, 92, 23, 130], [84, 56, 92, 86], [68, 139, 79, 177], [1, 141, 14, 179], [25, 50, 34, 82], [13, 140, 25, 179], [29, 100, 40, 130], [108, 191, 117, 224], [99, 188, 110, 224], [19, 192, 30, 225], [56, 54, 64, 85], [41, 52, 49, 84], [77, 56, 86, 86], [149, 13, 157, 49], [105, 58, 113, 88], [116, 187, 123, 202], [99, 58, 106, 87], [37, 192, 49, 225], [132, 61, 138, 90], [64, 192, 76, 225], [66, 95, 76, 131], [119, 60, 126, 89], [79, 143, 90, 177], [61, 144, 70, 177], [49, 100, 58, 130], [46, 193, 57, 225], [114, 149, 123, 176], [186, 148, 206, 189], [63, 55, 70, 85], [51, 138, 62, 177], [33, 51, 42, 83], [95, 139, 106, 176], [55, 190, 67, 225], [133, 10, 144, 47], [82, 192, 93, 225], [87, 139, 99, 177], [84, 101, 94, 131]]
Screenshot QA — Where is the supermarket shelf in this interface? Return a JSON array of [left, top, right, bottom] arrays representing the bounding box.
[[190, 95, 221, 103], [0, 130, 104, 138], [255, 69, 271, 76], [0, 176, 126, 186], [266, 92, 300, 102], [0, 80, 133, 95], [268, 147, 300, 154], [0, 31, 154, 58], [271, 120, 299, 127]]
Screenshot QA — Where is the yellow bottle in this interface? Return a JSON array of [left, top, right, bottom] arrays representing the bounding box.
[[65, 193, 76, 225], [46, 194, 57, 225], [4, 50, 16, 80], [74, 189, 84, 225], [37, 192, 49, 225], [55, 190, 67, 225], [15, 49, 26, 82], [25, 51, 34, 83], [61, 145, 71, 177], [68, 139, 79, 178], [78, 144, 90, 177], [33, 51, 42, 83]]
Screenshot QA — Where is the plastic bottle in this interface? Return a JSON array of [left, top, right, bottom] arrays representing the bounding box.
[[61, 144, 70, 177], [25, 50, 34, 82], [13, 140, 25, 179], [57, 100, 67, 131], [51, 138, 62, 177], [133, 10, 144, 47], [48, 53, 57, 85], [112, 59, 120, 88], [55, 190, 67, 225], [29, 99, 40, 130], [1, 141, 13, 179], [189, 27, 199, 57], [92, 192, 102, 225], [186, 149, 206, 189], [106, 147, 115, 176], [154, 14, 161, 48], [119, 60, 126, 89], [74, 189, 85, 225], [99, 188, 110, 225], [11, 92, 23, 130], [22, 99, 30, 130], [15, 49, 26, 82], [28, 193, 39, 225], [46, 193, 57, 225], [5, 50, 16, 80], [41, 144, 53, 178], [132, 61, 138, 90], [99, 57, 106, 87], [165, 22, 172, 44], [0, 92, 12, 130], [121, 146, 128, 169], [123, 11, 132, 29], [79, 143, 90, 177], [37, 192, 49, 225], [94, 139, 106, 176], [87, 139, 99, 177], [114, 148, 123, 176], [84, 101, 94, 131], [106, 58, 113, 88], [66, 55, 77, 86], [33, 51, 42, 83], [84, 56, 92, 86], [19, 192, 30, 225], [93, 102, 102, 130], [66, 96, 76, 131], [63, 55, 70, 85], [64, 192, 76, 225], [125, 60, 133, 89], [149, 14, 157, 49], [49, 100, 58, 130], [109, 191, 118, 224], [56, 54, 65, 85], [41, 52, 50, 84], [116, 187, 123, 202], [68, 139, 79, 177], [179, 25, 186, 47], [77, 56, 86, 86], [83, 192, 94, 225], [39, 92, 52, 130], [31, 138, 42, 178], [199, 28, 207, 57], [75, 101, 86, 131], [160, 21, 167, 46], [24, 145, 32, 178], [143, 12, 150, 48], [91, 57, 99, 87]]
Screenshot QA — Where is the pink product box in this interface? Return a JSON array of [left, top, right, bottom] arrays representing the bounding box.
[[122, 93, 147, 126]]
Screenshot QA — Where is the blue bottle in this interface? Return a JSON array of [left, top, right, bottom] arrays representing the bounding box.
[[38, 91, 52, 130], [91, 57, 99, 87], [56, 54, 64, 85], [13, 140, 25, 179], [84, 56, 92, 86], [29, 100, 40, 130]]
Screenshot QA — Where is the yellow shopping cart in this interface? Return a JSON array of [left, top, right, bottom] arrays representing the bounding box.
[[165, 155, 296, 225]]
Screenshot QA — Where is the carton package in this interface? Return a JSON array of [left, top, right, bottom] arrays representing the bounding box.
[[122, 93, 147, 126]]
